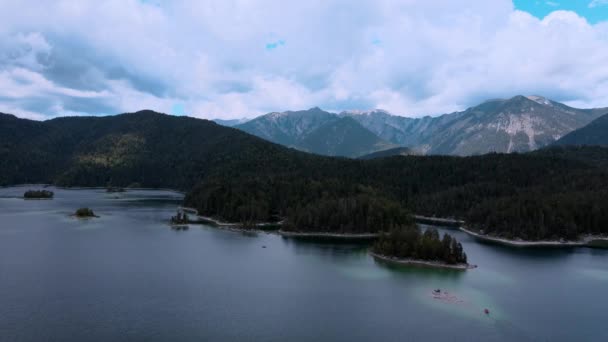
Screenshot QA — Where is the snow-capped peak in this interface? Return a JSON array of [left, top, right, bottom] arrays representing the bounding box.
[[267, 111, 287, 119]]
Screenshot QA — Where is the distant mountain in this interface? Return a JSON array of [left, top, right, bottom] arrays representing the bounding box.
[[342, 96, 606, 155], [236, 107, 396, 157], [212, 118, 249, 127], [553, 113, 608, 147], [358, 147, 417, 160], [339, 110, 424, 147], [236, 107, 335, 147], [298, 117, 397, 157], [235, 95, 605, 157]]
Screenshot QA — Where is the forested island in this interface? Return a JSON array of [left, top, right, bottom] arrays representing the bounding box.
[[23, 190, 54, 199], [73, 208, 98, 218], [2, 111, 608, 243], [372, 227, 470, 269]]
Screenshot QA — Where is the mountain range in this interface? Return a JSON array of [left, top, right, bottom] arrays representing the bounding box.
[[235, 108, 395, 157], [228, 95, 607, 157]]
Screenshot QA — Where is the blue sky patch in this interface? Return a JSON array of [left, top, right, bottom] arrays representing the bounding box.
[[265, 40, 285, 50], [171, 103, 185, 116], [139, 0, 161, 6], [513, 0, 608, 24]]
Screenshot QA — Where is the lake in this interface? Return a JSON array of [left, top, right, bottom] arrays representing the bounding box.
[[1, 186, 607, 341]]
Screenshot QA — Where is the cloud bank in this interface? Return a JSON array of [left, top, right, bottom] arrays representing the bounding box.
[[0, 0, 607, 119]]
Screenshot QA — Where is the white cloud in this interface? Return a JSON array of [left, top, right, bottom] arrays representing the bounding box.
[[589, 0, 608, 8], [0, 0, 607, 120]]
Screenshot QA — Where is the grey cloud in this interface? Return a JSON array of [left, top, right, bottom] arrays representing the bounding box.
[[40, 35, 170, 97], [60, 96, 120, 115]]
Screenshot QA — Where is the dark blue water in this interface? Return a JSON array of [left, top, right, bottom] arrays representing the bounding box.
[[1, 186, 607, 341]]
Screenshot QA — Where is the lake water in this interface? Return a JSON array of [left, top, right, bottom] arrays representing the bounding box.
[[1, 186, 607, 341]]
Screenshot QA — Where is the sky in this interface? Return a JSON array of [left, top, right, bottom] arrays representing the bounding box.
[[0, 0, 607, 120]]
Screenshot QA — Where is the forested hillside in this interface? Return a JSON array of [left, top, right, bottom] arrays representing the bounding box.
[[0, 110, 298, 189]]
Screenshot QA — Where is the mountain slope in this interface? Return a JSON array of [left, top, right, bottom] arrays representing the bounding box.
[[553, 113, 608, 147], [298, 117, 397, 157], [425, 96, 603, 155], [236, 108, 396, 157], [342, 96, 606, 155], [236, 107, 336, 147]]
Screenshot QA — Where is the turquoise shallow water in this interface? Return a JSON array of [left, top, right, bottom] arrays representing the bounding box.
[[1, 186, 607, 342]]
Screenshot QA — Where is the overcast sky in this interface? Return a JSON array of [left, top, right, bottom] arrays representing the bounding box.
[[1, 0, 608, 120]]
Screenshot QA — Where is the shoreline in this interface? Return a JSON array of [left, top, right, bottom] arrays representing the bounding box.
[[192, 215, 240, 227], [414, 215, 464, 227], [0, 183, 187, 195], [412, 213, 608, 249], [278, 230, 379, 240], [460, 226, 608, 248], [180, 207, 278, 226], [179, 207, 283, 233], [177, 209, 379, 239], [370, 252, 475, 270]]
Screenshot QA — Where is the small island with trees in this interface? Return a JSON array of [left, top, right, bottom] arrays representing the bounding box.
[[23, 190, 54, 199], [73, 207, 99, 218], [170, 211, 190, 225], [170, 211, 190, 230], [371, 227, 473, 270]]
